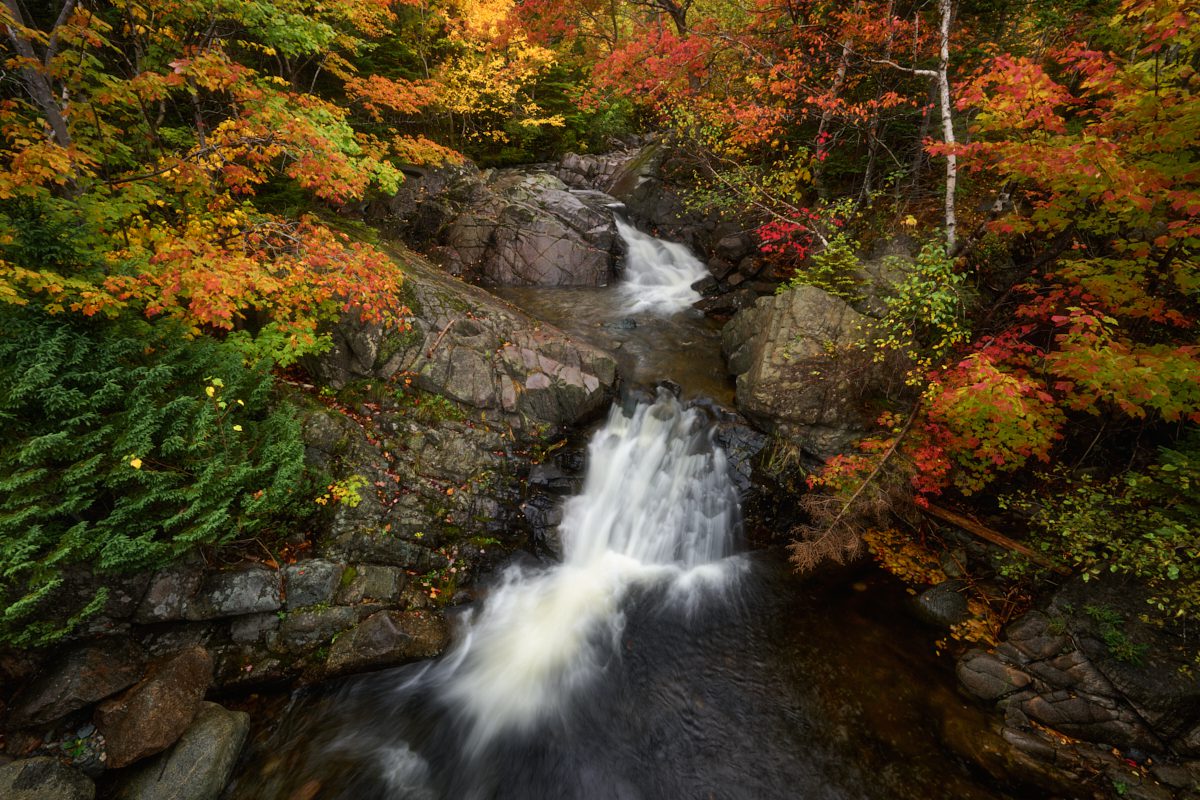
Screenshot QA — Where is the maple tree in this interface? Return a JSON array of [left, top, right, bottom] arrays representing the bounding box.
[[0, 0, 463, 356], [784, 0, 1200, 620]]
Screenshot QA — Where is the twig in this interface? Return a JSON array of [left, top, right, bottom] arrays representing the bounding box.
[[922, 503, 1069, 574], [425, 317, 460, 359]]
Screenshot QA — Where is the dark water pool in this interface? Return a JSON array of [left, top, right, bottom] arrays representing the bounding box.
[[224, 558, 1013, 800]]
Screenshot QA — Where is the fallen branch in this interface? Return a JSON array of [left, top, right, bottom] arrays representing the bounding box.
[[923, 503, 1070, 575]]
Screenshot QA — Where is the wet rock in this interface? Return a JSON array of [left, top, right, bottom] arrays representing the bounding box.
[[528, 462, 578, 495], [184, 567, 281, 621], [111, 702, 249, 800], [228, 613, 279, 645], [8, 638, 145, 729], [722, 286, 894, 460], [0, 757, 94, 800], [524, 493, 565, 559], [134, 560, 205, 623], [95, 646, 213, 769], [602, 318, 639, 330], [210, 646, 290, 689], [696, 287, 759, 316], [1150, 762, 1200, 791], [737, 257, 765, 278], [914, 580, 970, 628], [284, 560, 344, 610], [1050, 578, 1200, 748], [939, 548, 968, 579], [691, 276, 720, 296], [709, 410, 768, 497], [279, 606, 359, 650], [1004, 610, 1073, 662], [336, 565, 408, 605], [1015, 689, 1162, 751], [323, 611, 448, 677], [714, 233, 752, 262], [957, 650, 1032, 702]]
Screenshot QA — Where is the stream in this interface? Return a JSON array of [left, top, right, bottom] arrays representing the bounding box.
[[225, 222, 1013, 800]]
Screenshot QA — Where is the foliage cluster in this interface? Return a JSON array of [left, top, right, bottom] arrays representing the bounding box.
[[0, 309, 306, 646], [1004, 435, 1200, 621]]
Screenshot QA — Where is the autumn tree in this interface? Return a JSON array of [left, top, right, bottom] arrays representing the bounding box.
[[0, 0, 462, 356], [790, 0, 1200, 621]]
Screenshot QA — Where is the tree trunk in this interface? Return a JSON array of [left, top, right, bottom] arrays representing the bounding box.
[[3, 0, 73, 149], [860, 0, 896, 203], [934, 0, 957, 250], [813, 8, 856, 199]]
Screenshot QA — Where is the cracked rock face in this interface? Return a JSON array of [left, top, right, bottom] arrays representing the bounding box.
[[310, 247, 618, 428], [381, 165, 625, 287]]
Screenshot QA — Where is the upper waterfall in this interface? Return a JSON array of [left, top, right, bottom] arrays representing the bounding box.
[[615, 218, 708, 315]]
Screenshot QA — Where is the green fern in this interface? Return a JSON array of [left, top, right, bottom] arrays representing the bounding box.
[[0, 310, 308, 646]]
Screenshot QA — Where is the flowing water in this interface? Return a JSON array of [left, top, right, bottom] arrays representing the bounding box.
[[495, 219, 732, 404], [226, 224, 1014, 800]]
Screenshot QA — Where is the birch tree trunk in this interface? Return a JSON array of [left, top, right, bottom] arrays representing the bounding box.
[[934, 0, 957, 250]]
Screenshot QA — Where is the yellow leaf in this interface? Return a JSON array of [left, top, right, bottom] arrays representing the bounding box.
[[205, 385, 215, 397], [232, 424, 243, 431], [129, 456, 143, 469]]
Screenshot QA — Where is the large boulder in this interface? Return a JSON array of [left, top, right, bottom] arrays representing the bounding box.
[[95, 646, 213, 768], [462, 171, 619, 286], [721, 286, 886, 460], [555, 148, 646, 191], [184, 567, 281, 621], [283, 560, 344, 610], [111, 702, 250, 800], [0, 757, 94, 800], [380, 165, 624, 287], [1050, 578, 1200, 751], [7, 638, 145, 729], [308, 247, 618, 427]]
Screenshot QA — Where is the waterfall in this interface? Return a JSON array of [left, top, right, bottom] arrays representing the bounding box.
[[433, 390, 742, 755], [615, 218, 708, 315]]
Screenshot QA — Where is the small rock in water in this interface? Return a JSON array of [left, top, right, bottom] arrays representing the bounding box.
[[914, 580, 970, 628], [602, 318, 638, 330], [656, 379, 682, 398]]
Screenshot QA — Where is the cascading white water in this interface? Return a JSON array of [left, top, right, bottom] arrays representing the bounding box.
[[615, 218, 709, 315], [435, 391, 741, 754]]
